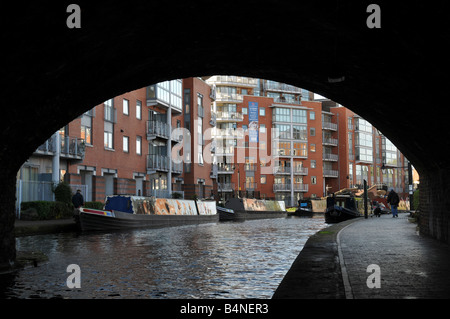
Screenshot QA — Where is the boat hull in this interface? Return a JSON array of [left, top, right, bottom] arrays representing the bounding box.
[[325, 206, 361, 223], [78, 208, 219, 231], [218, 209, 287, 221]]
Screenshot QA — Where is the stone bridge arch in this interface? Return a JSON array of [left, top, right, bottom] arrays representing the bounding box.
[[1, 1, 449, 269]]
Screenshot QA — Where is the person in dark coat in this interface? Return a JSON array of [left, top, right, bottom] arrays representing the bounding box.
[[386, 188, 400, 218], [72, 189, 84, 209]]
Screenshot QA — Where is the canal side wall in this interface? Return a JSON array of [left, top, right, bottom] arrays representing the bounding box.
[[272, 218, 358, 299]]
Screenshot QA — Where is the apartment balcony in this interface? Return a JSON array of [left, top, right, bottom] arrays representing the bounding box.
[[293, 184, 309, 192], [210, 112, 217, 126], [218, 182, 235, 192], [215, 146, 234, 156], [215, 92, 243, 103], [216, 111, 244, 122], [146, 120, 169, 140], [146, 83, 183, 114], [212, 76, 258, 88], [217, 164, 235, 174], [146, 154, 169, 173], [272, 97, 301, 105], [171, 130, 183, 144], [293, 167, 308, 175], [322, 137, 338, 146], [323, 169, 339, 178], [264, 82, 302, 93], [210, 164, 218, 179], [273, 184, 291, 192], [273, 166, 291, 175], [212, 128, 244, 139], [273, 149, 308, 158], [172, 161, 183, 174], [322, 122, 338, 131], [323, 153, 339, 161], [34, 135, 86, 160]]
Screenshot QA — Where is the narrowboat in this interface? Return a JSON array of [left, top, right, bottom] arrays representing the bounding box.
[[76, 195, 218, 231], [325, 194, 362, 223], [292, 200, 314, 217], [218, 198, 287, 221]]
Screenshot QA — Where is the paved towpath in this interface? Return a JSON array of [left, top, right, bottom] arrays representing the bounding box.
[[339, 212, 450, 299], [273, 212, 450, 299]]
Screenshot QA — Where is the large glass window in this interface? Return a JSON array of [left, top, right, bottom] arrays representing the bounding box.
[[273, 108, 290, 122], [292, 109, 307, 124], [275, 141, 291, 156], [274, 124, 291, 139], [293, 142, 307, 157], [292, 125, 307, 140]]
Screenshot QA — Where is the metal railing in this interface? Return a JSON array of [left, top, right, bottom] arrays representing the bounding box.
[[146, 120, 169, 139], [147, 154, 169, 171]]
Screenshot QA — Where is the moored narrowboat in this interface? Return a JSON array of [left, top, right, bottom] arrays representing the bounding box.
[[324, 194, 361, 223], [77, 195, 218, 231]]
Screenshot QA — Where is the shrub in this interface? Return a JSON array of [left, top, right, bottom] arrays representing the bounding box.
[[84, 201, 104, 210], [21, 201, 73, 220], [54, 182, 73, 204]]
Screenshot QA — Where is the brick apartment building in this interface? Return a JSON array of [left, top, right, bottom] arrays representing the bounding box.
[[16, 76, 410, 211]]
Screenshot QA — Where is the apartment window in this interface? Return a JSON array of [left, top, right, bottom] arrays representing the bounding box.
[[273, 108, 290, 122], [311, 160, 316, 168], [274, 124, 290, 139], [293, 142, 308, 156], [184, 89, 191, 114], [81, 126, 92, 145], [292, 109, 307, 124], [123, 99, 129, 115], [311, 176, 317, 184], [81, 110, 93, 145], [104, 99, 115, 122], [261, 175, 267, 184], [242, 107, 248, 115], [293, 125, 307, 140], [103, 111, 114, 149], [136, 100, 142, 119], [136, 136, 142, 155], [276, 141, 291, 156], [310, 111, 315, 120], [104, 122, 113, 149], [310, 127, 315, 136], [259, 124, 266, 133], [259, 107, 265, 116], [310, 143, 316, 152], [123, 136, 129, 153], [198, 119, 203, 165]]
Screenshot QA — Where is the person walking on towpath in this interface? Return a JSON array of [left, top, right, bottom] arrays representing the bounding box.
[[72, 189, 84, 209], [386, 188, 400, 218]]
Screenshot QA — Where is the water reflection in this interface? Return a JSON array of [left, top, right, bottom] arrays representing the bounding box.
[[3, 216, 326, 299]]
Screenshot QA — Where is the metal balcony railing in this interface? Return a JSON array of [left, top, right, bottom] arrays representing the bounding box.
[[146, 120, 169, 139]]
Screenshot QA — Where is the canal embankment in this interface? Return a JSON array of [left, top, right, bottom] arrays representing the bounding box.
[[274, 212, 450, 299], [14, 218, 77, 237]]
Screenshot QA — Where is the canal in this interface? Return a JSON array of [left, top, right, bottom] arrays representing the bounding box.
[[2, 216, 326, 299]]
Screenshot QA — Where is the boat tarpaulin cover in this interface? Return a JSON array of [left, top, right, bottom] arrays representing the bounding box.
[[105, 195, 133, 214]]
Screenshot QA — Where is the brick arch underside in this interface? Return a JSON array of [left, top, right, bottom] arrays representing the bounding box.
[[1, 2, 449, 268]]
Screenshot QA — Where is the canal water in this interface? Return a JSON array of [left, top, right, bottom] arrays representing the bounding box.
[[2, 216, 326, 299]]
